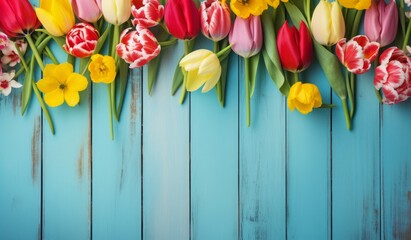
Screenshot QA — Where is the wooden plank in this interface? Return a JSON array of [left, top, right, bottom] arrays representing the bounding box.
[[190, 52, 239, 239], [287, 63, 331, 239], [382, 101, 411, 239], [332, 71, 380, 239], [142, 41, 190, 240], [239, 59, 286, 240], [91, 69, 142, 239], [42, 46, 91, 239], [0, 91, 41, 240]]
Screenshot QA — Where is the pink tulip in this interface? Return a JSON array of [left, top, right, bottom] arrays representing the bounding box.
[[336, 35, 380, 74], [63, 23, 100, 58], [364, 0, 398, 47], [131, 0, 164, 28], [71, 0, 102, 23], [200, 0, 231, 42], [228, 15, 262, 58], [374, 47, 411, 104]]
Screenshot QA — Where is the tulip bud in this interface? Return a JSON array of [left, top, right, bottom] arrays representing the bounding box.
[[277, 21, 313, 72], [200, 0, 231, 42], [179, 49, 221, 93], [116, 28, 161, 68], [100, 0, 132, 25], [131, 0, 164, 28], [338, 0, 371, 10], [364, 0, 398, 47], [288, 82, 322, 114], [71, 0, 102, 23], [63, 23, 100, 58], [164, 0, 201, 40], [229, 15, 263, 58], [311, 0, 345, 46], [35, 0, 75, 37], [0, 0, 40, 38]]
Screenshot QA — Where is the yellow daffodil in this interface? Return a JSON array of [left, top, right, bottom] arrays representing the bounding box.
[[230, 0, 268, 19], [288, 82, 322, 114], [338, 0, 371, 10], [37, 63, 88, 107], [88, 54, 117, 84], [266, 0, 288, 8], [179, 49, 221, 93], [35, 0, 75, 36]]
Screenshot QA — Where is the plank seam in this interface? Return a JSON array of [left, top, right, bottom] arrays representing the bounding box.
[[379, 102, 383, 240], [140, 68, 144, 240], [189, 89, 192, 240], [285, 84, 288, 240], [237, 56, 241, 240], [330, 89, 333, 240], [89, 74, 93, 240]]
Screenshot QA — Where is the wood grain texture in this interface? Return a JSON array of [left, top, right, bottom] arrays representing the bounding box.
[[239, 59, 286, 240]]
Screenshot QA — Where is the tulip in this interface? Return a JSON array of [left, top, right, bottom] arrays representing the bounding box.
[[71, 0, 102, 23], [131, 0, 164, 28], [229, 15, 263, 58], [311, 0, 345, 46], [374, 47, 411, 104], [0, 0, 40, 38], [336, 35, 380, 74], [200, 0, 231, 42], [35, 0, 75, 37], [100, 0, 131, 25], [164, 0, 201, 40], [63, 23, 99, 58], [179, 49, 221, 93], [338, 0, 371, 9], [277, 21, 313, 72], [288, 82, 323, 114], [116, 28, 161, 68], [364, 0, 398, 47]]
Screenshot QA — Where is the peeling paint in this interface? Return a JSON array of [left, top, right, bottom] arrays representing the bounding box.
[[130, 70, 139, 137], [119, 148, 125, 191], [12, 93, 19, 115], [31, 117, 41, 182], [78, 146, 84, 178]]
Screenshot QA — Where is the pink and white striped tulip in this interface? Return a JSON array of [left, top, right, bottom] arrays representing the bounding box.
[[63, 23, 99, 58], [131, 0, 164, 28], [200, 0, 231, 42], [336, 35, 380, 74]]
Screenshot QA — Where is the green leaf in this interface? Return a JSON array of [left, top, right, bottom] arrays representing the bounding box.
[[21, 54, 36, 115], [284, 2, 308, 26], [249, 53, 260, 97], [217, 39, 230, 107], [148, 54, 162, 95], [171, 55, 184, 95], [262, 49, 289, 96], [400, 4, 406, 36], [116, 59, 129, 120], [344, 9, 357, 38], [351, 10, 363, 38], [94, 24, 111, 54], [274, 4, 286, 30]]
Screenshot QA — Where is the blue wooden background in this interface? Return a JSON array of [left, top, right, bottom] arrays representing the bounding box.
[[1, 1, 411, 239]]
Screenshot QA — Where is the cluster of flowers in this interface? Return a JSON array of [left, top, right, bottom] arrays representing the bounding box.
[[0, 0, 410, 134]]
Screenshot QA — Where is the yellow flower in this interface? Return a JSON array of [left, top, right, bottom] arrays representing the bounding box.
[[230, 0, 268, 18], [338, 0, 371, 10], [88, 54, 117, 84], [179, 49, 221, 93], [287, 82, 322, 114], [266, 0, 288, 8], [35, 0, 75, 36], [37, 63, 88, 107]]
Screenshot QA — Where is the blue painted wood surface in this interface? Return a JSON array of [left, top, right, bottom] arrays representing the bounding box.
[[2, 12, 411, 240]]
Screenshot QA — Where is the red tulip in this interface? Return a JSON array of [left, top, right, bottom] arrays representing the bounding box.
[[200, 0, 231, 42], [0, 0, 40, 37], [63, 23, 100, 58], [164, 0, 201, 40], [336, 35, 380, 74], [116, 28, 161, 68], [374, 47, 411, 104], [131, 0, 164, 28]]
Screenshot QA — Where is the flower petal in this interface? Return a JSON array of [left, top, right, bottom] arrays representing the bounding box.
[[66, 73, 88, 91], [64, 90, 80, 107], [44, 88, 64, 107]]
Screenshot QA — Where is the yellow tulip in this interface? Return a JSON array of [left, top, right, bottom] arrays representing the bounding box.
[[288, 82, 322, 114], [37, 63, 88, 107], [230, 0, 268, 19], [35, 0, 75, 36], [88, 54, 117, 84], [179, 49, 221, 93], [266, 0, 288, 8], [311, 0, 345, 46], [338, 0, 371, 10]]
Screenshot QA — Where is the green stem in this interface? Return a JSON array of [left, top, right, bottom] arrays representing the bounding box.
[[179, 40, 190, 104], [214, 41, 223, 106], [14, 42, 29, 71], [111, 24, 120, 121], [159, 38, 177, 48], [305, 0, 311, 24], [345, 70, 354, 118], [350, 72, 355, 118], [341, 97, 351, 130], [44, 46, 59, 64], [403, 19, 411, 51], [32, 79, 55, 134], [375, 89, 383, 103], [25, 34, 45, 71], [291, 71, 299, 85], [245, 57, 251, 127], [107, 84, 114, 140]]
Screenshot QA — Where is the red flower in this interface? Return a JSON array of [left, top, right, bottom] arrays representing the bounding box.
[[131, 0, 164, 28], [164, 0, 201, 40], [374, 47, 411, 104], [200, 0, 231, 42], [0, 0, 40, 37], [277, 21, 313, 72], [63, 23, 100, 58], [336, 35, 380, 74], [116, 28, 161, 68]]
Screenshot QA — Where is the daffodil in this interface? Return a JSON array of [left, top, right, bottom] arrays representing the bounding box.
[[35, 0, 75, 36], [230, 0, 268, 19], [37, 63, 88, 107], [88, 54, 117, 84], [288, 82, 322, 114], [266, 0, 288, 8], [338, 0, 371, 10], [179, 49, 221, 93]]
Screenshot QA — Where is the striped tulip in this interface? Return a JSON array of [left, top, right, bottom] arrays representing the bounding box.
[[200, 0, 231, 42]]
